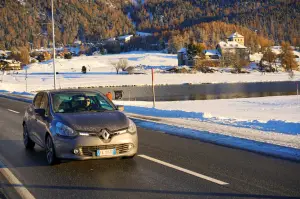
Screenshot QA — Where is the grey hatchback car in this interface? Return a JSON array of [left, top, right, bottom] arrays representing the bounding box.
[[23, 89, 138, 165]]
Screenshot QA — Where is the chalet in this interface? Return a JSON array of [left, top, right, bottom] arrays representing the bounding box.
[[0, 59, 22, 70]]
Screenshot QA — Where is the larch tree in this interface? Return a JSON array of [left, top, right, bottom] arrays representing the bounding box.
[[280, 42, 298, 72]]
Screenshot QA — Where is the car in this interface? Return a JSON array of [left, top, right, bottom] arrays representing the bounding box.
[[23, 89, 138, 165]]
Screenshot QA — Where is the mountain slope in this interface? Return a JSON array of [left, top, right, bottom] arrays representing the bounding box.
[[0, 0, 134, 49], [130, 0, 299, 45]]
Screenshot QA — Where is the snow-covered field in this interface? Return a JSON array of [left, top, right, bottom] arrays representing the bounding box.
[[0, 51, 299, 92], [117, 95, 300, 136]]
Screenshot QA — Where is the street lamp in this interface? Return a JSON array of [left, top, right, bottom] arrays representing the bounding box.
[[51, 0, 57, 89]]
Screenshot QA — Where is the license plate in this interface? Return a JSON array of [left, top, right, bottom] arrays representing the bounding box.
[[96, 149, 116, 156]]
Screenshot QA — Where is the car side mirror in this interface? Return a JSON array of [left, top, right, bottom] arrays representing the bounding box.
[[116, 105, 124, 112], [35, 109, 46, 117]]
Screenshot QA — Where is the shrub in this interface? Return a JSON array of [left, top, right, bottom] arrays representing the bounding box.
[[64, 53, 72, 59], [82, 66, 87, 74]]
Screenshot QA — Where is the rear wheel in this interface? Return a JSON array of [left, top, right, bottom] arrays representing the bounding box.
[[23, 124, 35, 149], [45, 135, 59, 165]]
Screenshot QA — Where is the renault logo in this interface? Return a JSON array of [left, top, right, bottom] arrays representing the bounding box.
[[100, 130, 110, 140]]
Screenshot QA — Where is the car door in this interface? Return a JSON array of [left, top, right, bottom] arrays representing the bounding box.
[[34, 92, 51, 148], [28, 92, 43, 145]]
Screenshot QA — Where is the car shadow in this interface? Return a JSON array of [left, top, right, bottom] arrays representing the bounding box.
[[0, 140, 138, 168]]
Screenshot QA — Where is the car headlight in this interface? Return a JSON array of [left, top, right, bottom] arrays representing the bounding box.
[[127, 119, 137, 134], [55, 122, 77, 137]]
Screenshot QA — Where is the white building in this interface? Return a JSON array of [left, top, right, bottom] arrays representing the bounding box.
[[117, 35, 134, 43]]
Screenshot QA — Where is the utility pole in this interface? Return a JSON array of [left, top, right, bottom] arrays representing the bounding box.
[[151, 68, 156, 108], [25, 68, 28, 92], [51, 0, 57, 89]]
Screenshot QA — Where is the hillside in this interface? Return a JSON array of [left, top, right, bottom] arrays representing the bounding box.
[[0, 0, 134, 49], [131, 0, 300, 46], [0, 0, 299, 50]]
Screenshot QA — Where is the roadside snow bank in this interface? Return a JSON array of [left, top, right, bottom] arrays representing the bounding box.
[[116, 95, 300, 135]]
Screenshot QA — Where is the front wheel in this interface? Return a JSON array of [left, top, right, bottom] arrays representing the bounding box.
[[45, 135, 59, 165], [23, 124, 35, 149]]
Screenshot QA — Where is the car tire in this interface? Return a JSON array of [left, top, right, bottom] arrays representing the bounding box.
[[23, 124, 35, 149], [45, 135, 59, 165]]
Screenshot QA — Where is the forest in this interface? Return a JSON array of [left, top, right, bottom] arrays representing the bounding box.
[[0, 0, 299, 50]]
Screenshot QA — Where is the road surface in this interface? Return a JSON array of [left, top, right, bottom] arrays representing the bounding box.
[[0, 97, 299, 199]]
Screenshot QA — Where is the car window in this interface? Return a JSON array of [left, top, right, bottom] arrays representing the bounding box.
[[33, 93, 43, 109], [97, 95, 113, 110], [51, 92, 115, 113], [40, 93, 50, 116]]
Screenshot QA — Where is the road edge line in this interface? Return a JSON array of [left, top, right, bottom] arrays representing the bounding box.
[[0, 159, 35, 199]]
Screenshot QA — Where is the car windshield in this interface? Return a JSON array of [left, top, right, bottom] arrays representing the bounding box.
[[51, 92, 115, 113]]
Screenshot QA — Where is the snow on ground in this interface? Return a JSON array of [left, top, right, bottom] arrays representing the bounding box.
[[116, 95, 300, 136], [0, 51, 300, 92]]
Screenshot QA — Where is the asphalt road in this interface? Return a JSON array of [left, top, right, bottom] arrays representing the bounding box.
[[0, 97, 299, 199]]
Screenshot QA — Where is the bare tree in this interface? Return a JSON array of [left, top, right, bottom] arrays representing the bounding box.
[[119, 58, 128, 71], [110, 60, 121, 74]]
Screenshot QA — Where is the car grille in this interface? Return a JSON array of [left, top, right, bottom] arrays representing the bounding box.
[[81, 143, 131, 156]]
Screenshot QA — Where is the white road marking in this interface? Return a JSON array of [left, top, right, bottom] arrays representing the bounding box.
[[7, 109, 20, 114], [0, 159, 36, 199], [138, 154, 229, 186]]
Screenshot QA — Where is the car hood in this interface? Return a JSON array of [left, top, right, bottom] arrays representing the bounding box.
[[56, 111, 129, 132]]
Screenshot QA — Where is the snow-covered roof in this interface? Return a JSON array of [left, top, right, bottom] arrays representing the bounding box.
[[228, 32, 244, 39], [204, 50, 221, 56], [118, 35, 133, 40], [178, 48, 187, 53], [136, 32, 152, 37], [218, 41, 247, 49]]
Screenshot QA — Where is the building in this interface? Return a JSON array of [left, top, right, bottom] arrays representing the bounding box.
[[177, 48, 201, 66], [136, 32, 153, 37], [117, 35, 133, 43], [227, 32, 245, 46], [178, 32, 249, 66], [216, 32, 249, 60], [204, 50, 221, 60], [216, 41, 248, 55], [177, 48, 187, 66], [0, 60, 22, 70], [0, 50, 7, 59], [216, 32, 248, 55]]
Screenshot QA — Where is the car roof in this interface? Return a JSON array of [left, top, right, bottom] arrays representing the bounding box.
[[43, 89, 104, 95]]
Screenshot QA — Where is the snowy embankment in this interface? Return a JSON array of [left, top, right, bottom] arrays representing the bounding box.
[[115, 95, 300, 157], [0, 51, 300, 92], [117, 96, 300, 135]]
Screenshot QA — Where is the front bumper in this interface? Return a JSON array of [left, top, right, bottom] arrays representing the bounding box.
[[53, 132, 138, 160]]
